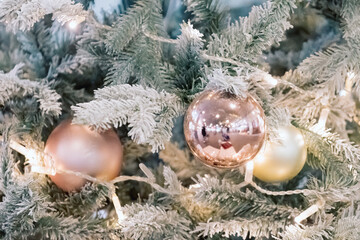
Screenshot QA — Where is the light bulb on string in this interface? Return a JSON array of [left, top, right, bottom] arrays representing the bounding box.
[[68, 20, 79, 30], [263, 73, 278, 87], [293, 108, 330, 224], [294, 199, 325, 224], [0, 135, 56, 175], [339, 71, 356, 97], [347, 71, 355, 81], [339, 89, 348, 97], [111, 188, 126, 223]]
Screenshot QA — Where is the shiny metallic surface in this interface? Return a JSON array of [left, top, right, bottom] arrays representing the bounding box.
[[253, 125, 307, 182], [184, 90, 266, 168], [45, 120, 123, 192]]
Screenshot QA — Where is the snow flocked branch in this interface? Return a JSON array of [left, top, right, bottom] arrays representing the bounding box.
[[103, 0, 166, 88], [184, 0, 230, 38], [0, 64, 61, 116], [0, 0, 87, 33], [288, 0, 360, 94], [72, 84, 183, 152], [171, 21, 205, 102], [120, 203, 193, 240], [206, 0, 297, 64]]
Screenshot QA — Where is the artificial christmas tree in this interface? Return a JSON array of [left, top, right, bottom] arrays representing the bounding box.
[[1, 0, 360, 239]]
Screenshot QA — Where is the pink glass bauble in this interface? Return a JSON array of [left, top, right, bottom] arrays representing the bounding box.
[[184, 90, 266, 168]]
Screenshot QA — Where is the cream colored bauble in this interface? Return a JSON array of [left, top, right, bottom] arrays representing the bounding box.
[[253, 125, 307, 182]]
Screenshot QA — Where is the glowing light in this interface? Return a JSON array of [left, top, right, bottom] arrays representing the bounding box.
[[112, 192, 126, 223], [264, 73, 278, 87], [229, 103, 236, 109], [294, 204, 319, 224], [347, 71, 355, 80], [215, 114, 220, 119], [189, 183, 201, 189], [339, 89, 348, 97], [68, 20, 79, 30], [0, 136, 56, 176], [294, 199, 324, 224]]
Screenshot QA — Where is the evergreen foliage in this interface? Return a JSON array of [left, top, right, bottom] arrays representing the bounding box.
[[1, 0, 360, 239]]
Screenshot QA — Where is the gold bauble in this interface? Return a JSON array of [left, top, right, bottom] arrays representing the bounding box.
[[44, 120, 123, 192], [184, 90, 266, 168], [253, 125, 307, 182]]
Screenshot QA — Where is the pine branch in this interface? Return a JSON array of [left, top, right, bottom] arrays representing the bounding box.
[[103, 0, 168, 88], [0, 64, 61, 117], [159, 142, 217, 180], [298, 123, 360, 170], [162, 165, 185, 194], [16, 20, 78, 80], [194, 216, 289, 239], [170, 22, 205, 102], [105, 36, 167, 89], [104, 0, 164, 54], [204, 67, 275, 106], [120, 203, 193, 240], [297, 45, 349, 93], [275, 73, 354, 134], [205, 68, 248, 98], [266, 108, 292, 143], [0, 139, 14, 194], [278, 217, 333, 240], [44, 182, 109, 218], [307, 171, 360, 204], [0, 174, 52, 239], [0, 0, 86, 33], [207, 0, 296, 64], [334, 204, 360, 239], [72, 84, 183, 152], [193, 175, 301, 219], [293, 1, 360, 95], [184, 0, 230, 38], [19, 215, 120, 240], [342, 0, 360, 41]]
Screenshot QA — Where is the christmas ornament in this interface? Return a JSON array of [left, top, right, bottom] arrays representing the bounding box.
[[253, 125, 307, 182], [184, 90, 266, 168], [44, 120, 123, 192]]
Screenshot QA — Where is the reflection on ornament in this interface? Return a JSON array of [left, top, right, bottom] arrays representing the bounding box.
[[253, 125, 307, 182], [45, 120, 123, 192], [184, 90, 266, 168]]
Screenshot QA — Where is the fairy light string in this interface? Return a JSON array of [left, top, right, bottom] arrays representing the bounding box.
[[0, 135, 181, 223], [1, 134, 325, 224]]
